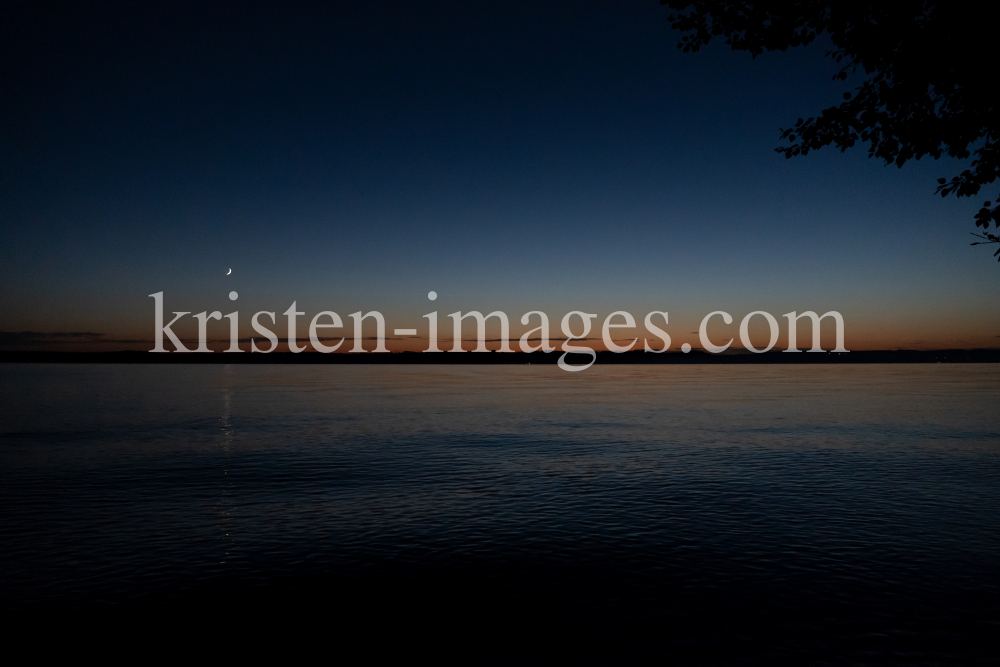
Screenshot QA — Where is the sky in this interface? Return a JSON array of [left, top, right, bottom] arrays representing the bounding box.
[[1, 1, 997, 353]]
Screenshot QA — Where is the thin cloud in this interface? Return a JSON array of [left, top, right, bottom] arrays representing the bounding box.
[[481, 337, 600, 342], [0, 331, 147, 344], [0, 331, 105, 341], [237, 336, 405, 343]]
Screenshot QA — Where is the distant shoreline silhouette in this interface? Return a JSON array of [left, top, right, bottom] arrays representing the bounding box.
[[2, 350, 998, 364]]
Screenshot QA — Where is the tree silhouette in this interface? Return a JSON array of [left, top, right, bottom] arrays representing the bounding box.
[[661, 1, 999, 258]]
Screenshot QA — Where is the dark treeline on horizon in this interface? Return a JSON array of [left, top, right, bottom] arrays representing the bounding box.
[[3, 350, 998, 365]]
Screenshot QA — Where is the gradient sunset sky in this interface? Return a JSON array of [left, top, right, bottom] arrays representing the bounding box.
[[2, 1, 997, 353]]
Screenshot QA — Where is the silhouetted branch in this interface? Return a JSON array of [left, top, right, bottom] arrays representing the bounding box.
[[661, 1, 998, 260]]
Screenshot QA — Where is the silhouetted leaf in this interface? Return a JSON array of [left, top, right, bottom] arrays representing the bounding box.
[[662, 1, 996, 261]]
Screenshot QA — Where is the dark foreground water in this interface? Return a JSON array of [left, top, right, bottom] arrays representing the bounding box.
[[2, 363, 998, 663]]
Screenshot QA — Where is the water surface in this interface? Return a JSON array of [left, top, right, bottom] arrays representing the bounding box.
[[2, 364, 998, 662]]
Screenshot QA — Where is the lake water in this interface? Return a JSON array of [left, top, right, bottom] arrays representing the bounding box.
[[2, 364, 998, 662]]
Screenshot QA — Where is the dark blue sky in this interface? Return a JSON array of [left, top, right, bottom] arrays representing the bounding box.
[[1, 1, 996, 351]]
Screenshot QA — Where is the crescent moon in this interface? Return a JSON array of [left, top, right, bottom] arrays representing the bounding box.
[[226, 268, 232, 275]]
